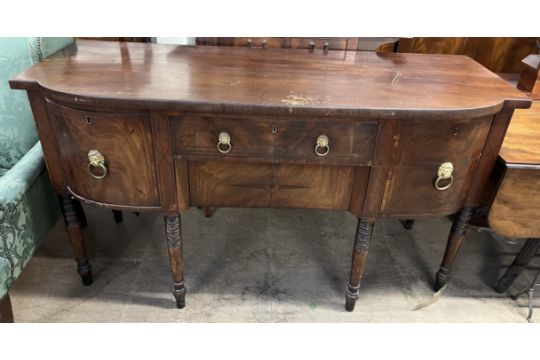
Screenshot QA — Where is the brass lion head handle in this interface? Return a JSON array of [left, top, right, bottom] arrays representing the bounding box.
[[88, 149, 108, 179], [434, 162, 454, 191], [217, 132, 232, 154], [314, 134, 330, 157]]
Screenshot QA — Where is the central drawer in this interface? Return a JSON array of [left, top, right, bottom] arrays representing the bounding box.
[[171, 115, 378, 165], [188, 161, 356, 210]]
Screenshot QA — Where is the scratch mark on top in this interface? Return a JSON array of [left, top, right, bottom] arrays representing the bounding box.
[[391, 71, 402, 86], [281, 94, 316, 106]]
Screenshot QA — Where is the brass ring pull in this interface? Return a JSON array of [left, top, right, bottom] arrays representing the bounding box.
[[314, 134, 330, 157], [217, 132, 232, 154], [434, 162, 454, 191], [87, 149, 108, 179]]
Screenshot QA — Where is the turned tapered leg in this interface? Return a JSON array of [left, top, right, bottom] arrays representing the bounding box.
[[345, 218, 375, 312], [72, 199, 87, 229], [434, 207, 474, 291], [165, 215, 186, 309], [494, 238, 540, 293], [0, 294, 14, 323], [58, 195, 93, 286]]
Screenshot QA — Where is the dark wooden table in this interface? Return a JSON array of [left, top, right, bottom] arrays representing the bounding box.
[[9, 40, 530, 313], [490, 101, 540, 293]]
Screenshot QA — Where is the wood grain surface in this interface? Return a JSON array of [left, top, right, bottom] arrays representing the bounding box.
[[498, 101, 540, 167], [489, 169, 540, 238], [488, 101, 540, 238], [189, 161, 355, 210], [47, 100, 160, 207], [172, 114, 377, 166], [400, 37, 540, 73], [9, 40, 530, 118]]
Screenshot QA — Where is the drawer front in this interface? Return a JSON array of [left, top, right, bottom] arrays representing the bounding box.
[[395, 117, 492, 165], [172, 115, 275, 158], [173, 115, 377, 165], [189, 161, 355, 210], [380, 116, 493, 216], [381, 161, 476, 216], [47, 101, 159, 207], [274, 120, 377, 164]]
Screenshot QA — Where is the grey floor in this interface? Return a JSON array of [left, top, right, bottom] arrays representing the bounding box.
[[9, 206, 540, 322]]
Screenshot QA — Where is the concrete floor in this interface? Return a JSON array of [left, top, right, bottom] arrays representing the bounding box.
[[9, 205, 539, 322]]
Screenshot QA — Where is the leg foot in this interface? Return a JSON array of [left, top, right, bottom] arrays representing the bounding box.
[[173, 281, 186, 309], [203, 206, 214, 218], [79, 262, 93, 286], [165, 215, 186, 309], [345, 285, 360, 312], [58, 195, 93, 286], [434, 266, 450, 292], [434, 207, 474, 291], [400, 219, 415, 230], [112, 210, 123, 223], [345, 219, 374, 312], [494, 238, 540, 293], [527, 287, 535, 323]]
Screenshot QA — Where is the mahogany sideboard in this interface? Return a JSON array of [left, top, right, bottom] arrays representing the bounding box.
[[9, 40, 531, 312]]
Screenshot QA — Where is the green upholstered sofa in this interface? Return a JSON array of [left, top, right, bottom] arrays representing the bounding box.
[[0, 37, 73, 322]]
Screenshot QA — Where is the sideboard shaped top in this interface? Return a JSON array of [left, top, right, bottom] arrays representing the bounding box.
[[10, 40, 531, 117]]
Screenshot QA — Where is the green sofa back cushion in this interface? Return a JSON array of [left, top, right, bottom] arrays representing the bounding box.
[[0, 37, 72, 171]]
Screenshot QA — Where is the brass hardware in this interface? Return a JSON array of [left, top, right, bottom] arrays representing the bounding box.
[[87, 149, 108, 179], [272, 124, 277, 134], [217, 132, 232, 154], [261, 40, 267, 48], [247, 39, 253, 48], [309, 42, 315, 51], [434, 162, 454, 191], [323, 42, 329, 51], [314, 134, 330, 157]]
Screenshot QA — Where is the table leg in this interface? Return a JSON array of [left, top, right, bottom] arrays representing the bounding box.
[[527, 287, 535, 323], [494, 238, 540, 293], [0, 293, 14, 323], [58, 195, 93, 286], [164, 214, 186, 309], [345, 218, 374, 312], [434, 206, 474, 291]]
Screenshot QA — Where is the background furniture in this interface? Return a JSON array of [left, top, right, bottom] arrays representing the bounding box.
[[396, 37, 540, 73], [490, 101, 540, 322], [0, 37, 73, 322], [196, 37, 399, 51], [516, 54, 540, 98], [196, 37, 540, 73]]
